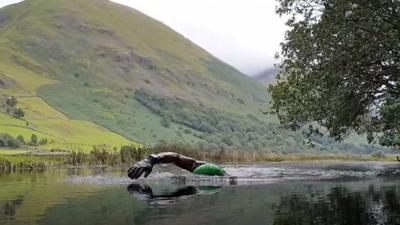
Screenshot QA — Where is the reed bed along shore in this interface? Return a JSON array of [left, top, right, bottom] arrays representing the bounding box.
[[0, 144, 396, 172]]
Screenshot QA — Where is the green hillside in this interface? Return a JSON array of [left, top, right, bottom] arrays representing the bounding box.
[[0, 0, 387, 154]]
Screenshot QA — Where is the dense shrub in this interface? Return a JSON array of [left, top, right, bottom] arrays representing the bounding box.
[[38, 138, 48, 145], [13, 108, 25, 118], [30, 134, 38, 145], [2, 96, 24, 118], [5, 96, 17, 107], [0, 133, 20, 148], [119, 145, 150, 163], [16, 135, 25, 145], [90, 147, 111, 165]]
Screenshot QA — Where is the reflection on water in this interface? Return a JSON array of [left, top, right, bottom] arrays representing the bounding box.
[[127, 184, 221, 205], [128, 183, 198, 199], [1, 162, 400, 225], [273, 185, 400, 225]]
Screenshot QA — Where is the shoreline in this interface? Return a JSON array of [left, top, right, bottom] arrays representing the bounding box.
[[0, 150, 397, 172]]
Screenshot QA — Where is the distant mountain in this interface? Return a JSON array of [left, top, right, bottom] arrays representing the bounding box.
[[0, 0, 386, 153], [252, 67, 279, 84]]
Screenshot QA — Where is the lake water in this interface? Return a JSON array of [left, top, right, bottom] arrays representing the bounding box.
[[2, 162, 400, 225]]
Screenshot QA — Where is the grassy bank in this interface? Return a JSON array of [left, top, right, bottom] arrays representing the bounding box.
[[0, 149, 31, 155], [0, 145, 149, 171], [149, 145, 396, 163], [0, 144, 397, 172], [0, 155, 65, 172]]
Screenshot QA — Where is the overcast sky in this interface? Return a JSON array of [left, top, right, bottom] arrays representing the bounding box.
[[0, 0, 287, 75]]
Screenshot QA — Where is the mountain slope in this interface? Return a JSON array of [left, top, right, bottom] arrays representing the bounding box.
[[0, 0, 270, 145], [0, 0, 141, 150]]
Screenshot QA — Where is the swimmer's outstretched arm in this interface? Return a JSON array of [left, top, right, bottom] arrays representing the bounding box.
[[127, 152, 207, 179]]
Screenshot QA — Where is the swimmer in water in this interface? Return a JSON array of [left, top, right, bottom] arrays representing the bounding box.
[[127, 152, 227, 179]]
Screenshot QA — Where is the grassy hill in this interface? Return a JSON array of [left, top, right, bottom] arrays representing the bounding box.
[[0, 0, 387, 154], [0, 0, 143, 151]]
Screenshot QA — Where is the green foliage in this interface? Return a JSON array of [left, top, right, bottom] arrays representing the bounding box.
[[1, 96, 24, 118], [378, 98, 400, 147], [120, 145, 134, 163], [5, 96, 17, 107], [160, 116, 171, 128], [30, 134, 38, 145], [13, 108, 24, 118], [0, 155, 61, 171], [135, 89, 386, 153], [67, 145, 150, 166], [90, 146, 114, 165], [120, 145, 149, 163], [38, 138, 48, 145], [0, 146, 380, 172], [16, 135, 24, 144], [0, 133, 20, 148], [67, 151, 87, 166], [271, 0, 400, 146]]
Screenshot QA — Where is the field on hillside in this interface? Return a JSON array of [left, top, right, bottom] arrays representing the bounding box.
[[0, 111, 136, 152], [0, 18, 139, 151]]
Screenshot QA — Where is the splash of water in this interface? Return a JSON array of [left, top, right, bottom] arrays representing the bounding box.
[[65, 162, 400, 186]]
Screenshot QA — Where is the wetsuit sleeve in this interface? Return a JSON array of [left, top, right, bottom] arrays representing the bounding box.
[[150, 152, 207, 172]]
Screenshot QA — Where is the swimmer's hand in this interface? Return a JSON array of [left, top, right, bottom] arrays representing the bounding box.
[[127, 155, 156, 179]]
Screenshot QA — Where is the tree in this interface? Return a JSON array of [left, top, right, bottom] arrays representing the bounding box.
[[270, 0, 400, 146], [16, 135, 25, 145], [13, 108, 24, 118], [0, 133, 20, 148], [5, 96, 17, 107], [31, 134, 38, 145]]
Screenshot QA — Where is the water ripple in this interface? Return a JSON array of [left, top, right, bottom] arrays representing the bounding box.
[[65, 162, 400, 186]]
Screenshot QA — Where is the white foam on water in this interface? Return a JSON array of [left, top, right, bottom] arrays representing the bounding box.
[[65, 162, 400, 186]]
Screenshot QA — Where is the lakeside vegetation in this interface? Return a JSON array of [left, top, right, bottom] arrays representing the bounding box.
[[0, 143, 396, 172]]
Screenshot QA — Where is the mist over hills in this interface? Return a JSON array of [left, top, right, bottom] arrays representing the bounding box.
[[0, 0, 386, 153], [252, 67, 279, 84]]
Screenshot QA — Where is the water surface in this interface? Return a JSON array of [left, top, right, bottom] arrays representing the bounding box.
[[1, 162, 400, 225]]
